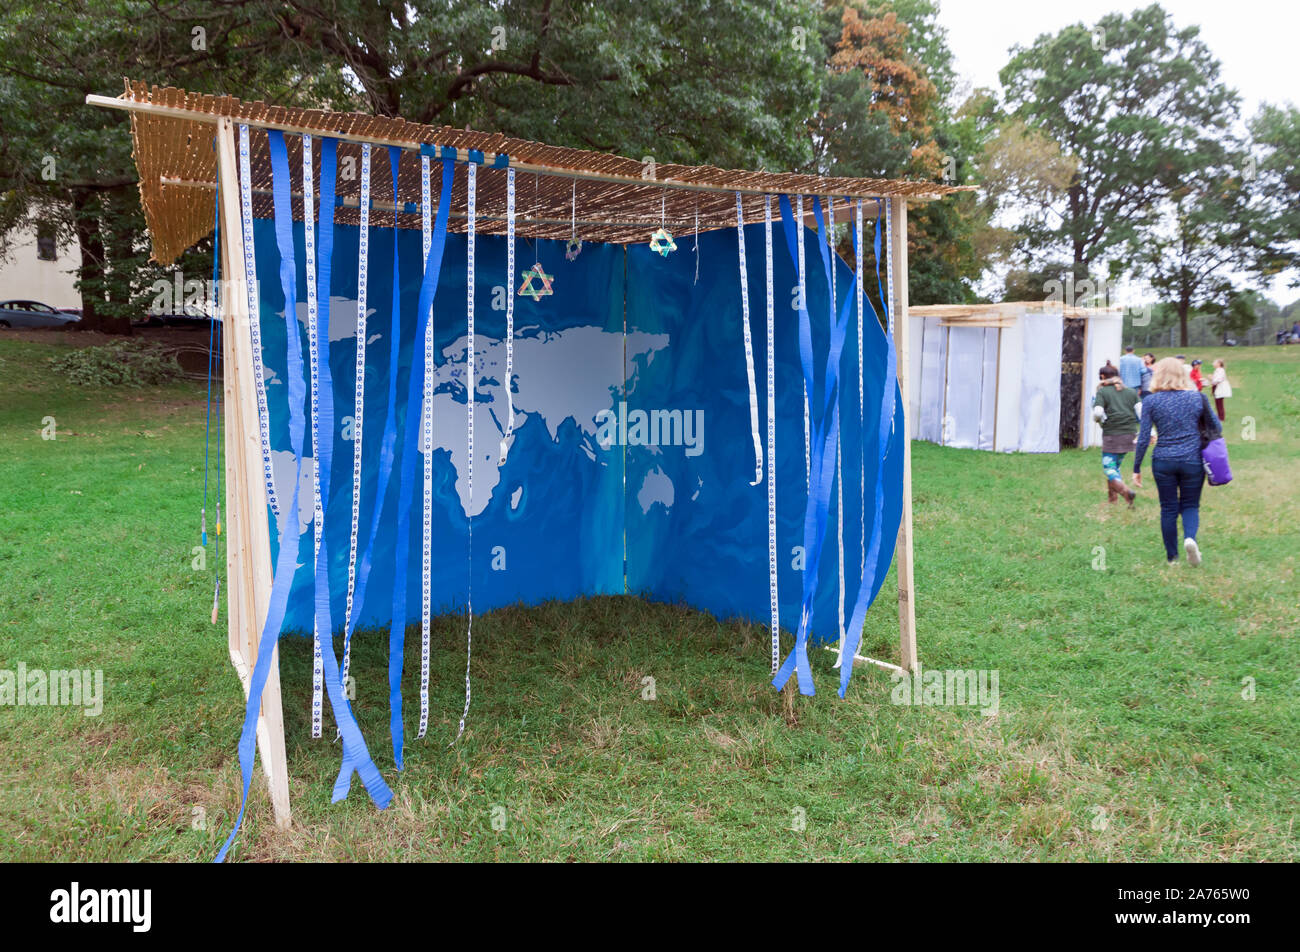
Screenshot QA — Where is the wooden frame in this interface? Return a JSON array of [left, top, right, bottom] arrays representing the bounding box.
[[889, 198, 919, 672], [214, 117, 291, 830]]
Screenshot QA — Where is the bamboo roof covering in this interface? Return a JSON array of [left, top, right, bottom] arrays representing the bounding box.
[[102, 80, 970, 265]]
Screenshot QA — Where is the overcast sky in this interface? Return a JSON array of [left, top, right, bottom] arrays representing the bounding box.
[[937, 0, 1298, 115], [936, 0, 1298, 303]]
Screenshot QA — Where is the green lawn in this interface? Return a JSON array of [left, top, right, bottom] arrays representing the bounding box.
[[1, 334, 1296, 862]]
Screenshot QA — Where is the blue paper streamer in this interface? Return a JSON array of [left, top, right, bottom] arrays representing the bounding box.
[[217, 131, 391, 863], [387, 156, 456, 770], [770, 196, 856, 695], [838, 205, 898, 697]]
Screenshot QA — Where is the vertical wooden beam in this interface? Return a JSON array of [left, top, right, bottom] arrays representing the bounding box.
[[215, 117, 292, 830], [889, 198, 919, 672]]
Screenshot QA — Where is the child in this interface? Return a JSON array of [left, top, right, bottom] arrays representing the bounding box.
[[1093, 366, 1140, 506], [1189, 358, 1205, 391], [1210, 359, 1232, 421]]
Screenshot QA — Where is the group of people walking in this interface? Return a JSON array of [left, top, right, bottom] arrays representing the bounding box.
[[1092, 347, 1232, 566]]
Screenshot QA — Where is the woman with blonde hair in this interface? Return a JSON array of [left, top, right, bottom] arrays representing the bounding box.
[[1133, 357, 1221, 565]]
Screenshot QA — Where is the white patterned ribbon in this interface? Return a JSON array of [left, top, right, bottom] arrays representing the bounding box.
[[884, 200, 895, 439], [418, 154, 434, 739], [764, 195, 779, 675], [455, 161, 476, 741], [341, 143, 371, 688], [736, 194, 762, 486], [856, 200, 865, 575], [828, 196, 845, 650], [303, 134, 324, 737], [797, 195, 809, 494], [498, 169, 516, 466], [237, 124, 280, 521], [884, 198, 895, 336]]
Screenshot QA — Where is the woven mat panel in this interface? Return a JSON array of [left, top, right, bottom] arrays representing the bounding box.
[[120, 79, 967, 264]]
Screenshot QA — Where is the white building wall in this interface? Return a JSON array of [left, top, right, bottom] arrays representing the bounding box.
[[0, 226, 80, 309]]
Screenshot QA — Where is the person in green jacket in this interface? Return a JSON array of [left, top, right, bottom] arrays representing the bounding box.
[[1093, 365, 1141, 506]]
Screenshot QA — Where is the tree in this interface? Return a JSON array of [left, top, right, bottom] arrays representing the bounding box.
[[1002, 259, 1074, 303], [972, 112, 1078, 288], [0, 1, 337, 332], [999, 4, 1239, 285], [1249, 103, 1300, 289], [814, 0, 983, 304], [1130, 136, 1259, 346], [240, 0, 822, 171], [1206, 290, 1264, 345], [1, 0, 825, 332]]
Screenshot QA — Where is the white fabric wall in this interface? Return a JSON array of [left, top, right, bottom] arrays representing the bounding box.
[[977, 328, 999, 450], [1017, 313, 1064, 453], [907, 314, 926, 440], [944, 325, 984, 448], [1080, 311, 1124, 449], [916, 316, 947, 444], [995, 317, 1024, 453]]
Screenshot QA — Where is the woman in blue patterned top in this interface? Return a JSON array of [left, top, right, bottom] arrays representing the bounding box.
[[1133, 357, 1222, 565]]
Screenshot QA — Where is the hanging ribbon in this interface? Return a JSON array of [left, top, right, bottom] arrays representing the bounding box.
[[303, 135, 324, 738], [828, 197, 845, 652], [764, 195, 779, 675], [340, 143, 371, 688], [776, 192, 816, 694], [838, 200, 897, 698], [771, 195, 856, 696], [313, 137, 337, 738], [202, 185, 219, 550], [856, 200, 865, 578], [203, 182, 221, 624], [455, 160, 477, 743], [335, 145, 410, 794], [836, 196, 866, 671], [498, 169, 516, 466], [237, 124, 280, 522], [417, 153, 434, 740], [797, 196, 810, 496], [878, 198, 892, 333], [735, 194, 762, 487], [385, 154, 456, 771], [218, 130, 390, 863], [208, 185, 223, 629]]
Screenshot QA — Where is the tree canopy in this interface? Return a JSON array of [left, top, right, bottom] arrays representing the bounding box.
[[0, 0, 1292, 335]]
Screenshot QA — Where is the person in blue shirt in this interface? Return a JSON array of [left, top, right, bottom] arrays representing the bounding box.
[[1133, 357, 1222, 565], [1138, 353, 1155, 397], [1118, 346, 1143, 390]]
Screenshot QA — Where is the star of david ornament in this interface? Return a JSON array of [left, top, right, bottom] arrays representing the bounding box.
[[565, 237, 583, 261], [518, 262, 554, 301], [649, 227, 677, 257]]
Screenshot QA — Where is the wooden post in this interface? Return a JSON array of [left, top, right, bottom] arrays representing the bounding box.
[[889, 198, 919, 672], [214, 117, 292, 830]]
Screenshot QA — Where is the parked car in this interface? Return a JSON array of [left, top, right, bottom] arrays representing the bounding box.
[[0, 300, 81, 329], [132, 308, 213, 330]]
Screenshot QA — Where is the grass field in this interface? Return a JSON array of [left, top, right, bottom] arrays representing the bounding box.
[[1, 334, 1296, 862]]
